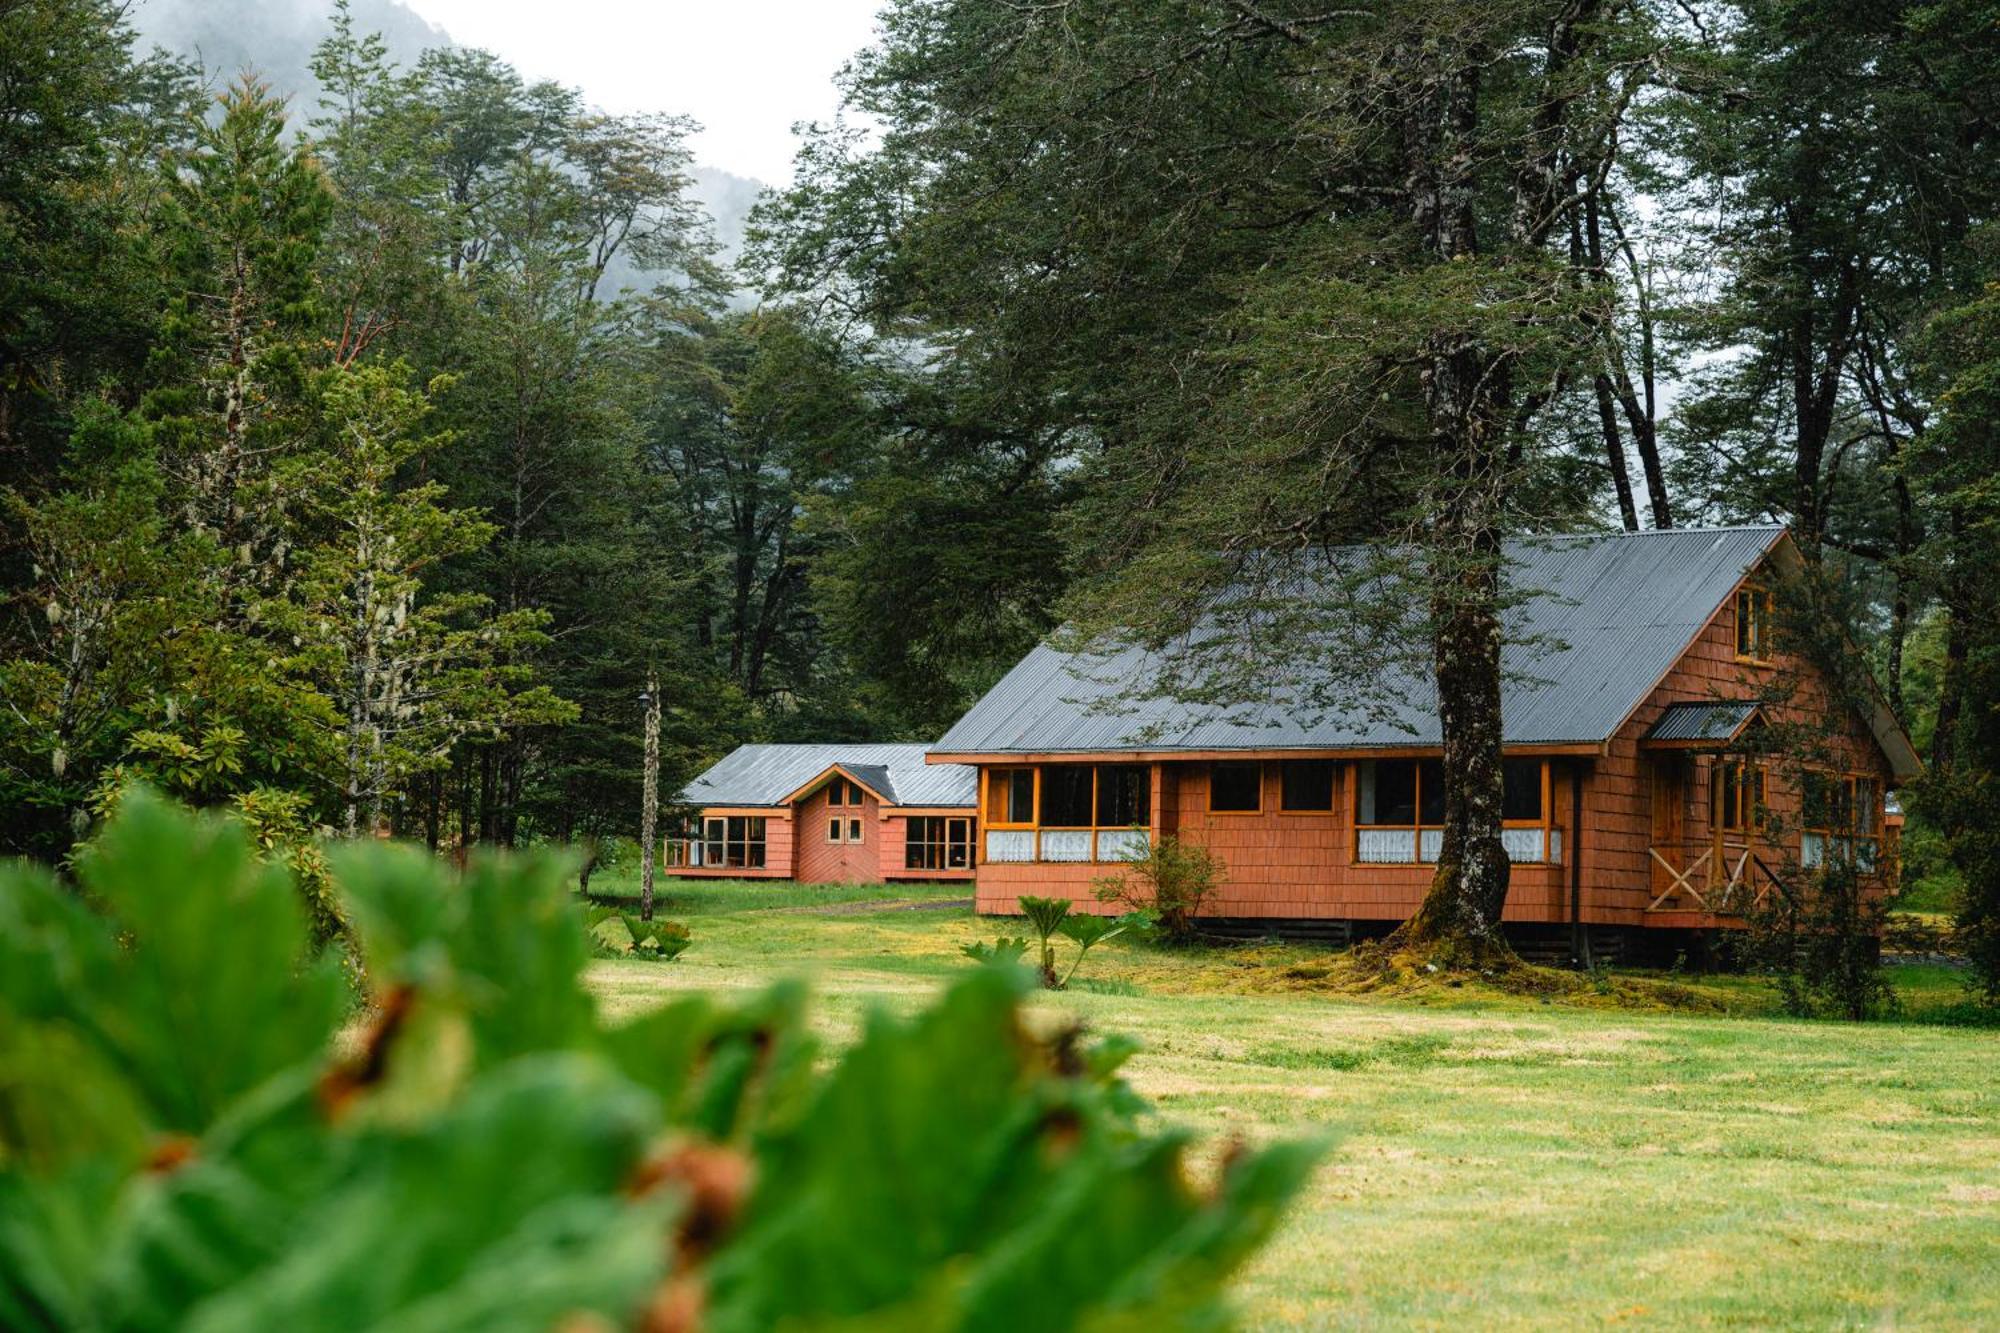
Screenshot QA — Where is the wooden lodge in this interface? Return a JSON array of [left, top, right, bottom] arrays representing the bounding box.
[[923, 526, 1920, 956], [669, 744, 978, 885]]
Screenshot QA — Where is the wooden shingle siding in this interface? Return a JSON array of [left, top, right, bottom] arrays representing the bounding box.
[[973, 574, 1899, 928], [795, 786, 881, 884]]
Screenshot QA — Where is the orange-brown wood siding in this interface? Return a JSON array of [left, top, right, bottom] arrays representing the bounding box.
[[795, 786, 883, 883], [974, 583, 1898, 926]]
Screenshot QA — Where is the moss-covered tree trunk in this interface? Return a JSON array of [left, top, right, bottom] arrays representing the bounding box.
[[1400, 542, 1513, 961]]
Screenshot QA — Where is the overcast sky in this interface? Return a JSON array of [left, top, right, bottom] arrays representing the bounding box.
[[401, 0, 883, 185]]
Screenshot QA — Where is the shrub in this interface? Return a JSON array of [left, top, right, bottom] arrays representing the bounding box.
[[1093, 834, 1225, 944], [0, 790, 1317, 1329], [584, 905, 692, 960], [993, 896, 1134, 990], [1748, 854, 1897, 1021]]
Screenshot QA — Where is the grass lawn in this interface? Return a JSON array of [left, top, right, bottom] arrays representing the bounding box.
[[590, 877, 2000, 1329]]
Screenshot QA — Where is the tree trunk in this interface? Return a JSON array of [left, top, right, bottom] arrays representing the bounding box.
[[1390, 50, 1518, 964], [1594, 373, 1640, 531], [1397, 471, 1514, 963], [638, 667, 661, 922]]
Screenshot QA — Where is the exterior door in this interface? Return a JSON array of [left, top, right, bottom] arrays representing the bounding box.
[[1649, 755, 1685, 897]]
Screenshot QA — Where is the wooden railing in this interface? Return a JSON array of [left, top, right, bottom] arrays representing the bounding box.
[[1645, 838, 1776, 915]]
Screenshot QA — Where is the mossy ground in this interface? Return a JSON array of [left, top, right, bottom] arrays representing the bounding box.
[[586, 871, 2000, 1328]]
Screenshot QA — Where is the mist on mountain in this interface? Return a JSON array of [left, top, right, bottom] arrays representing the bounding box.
[[126, 0, 768, 284]]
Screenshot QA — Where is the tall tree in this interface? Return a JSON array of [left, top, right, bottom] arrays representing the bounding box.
[[762, 0, 1668, 958], [268, 362, 571, 835]]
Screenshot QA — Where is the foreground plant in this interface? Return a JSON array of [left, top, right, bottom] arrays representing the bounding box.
[[0, 792, 1317, 1330]]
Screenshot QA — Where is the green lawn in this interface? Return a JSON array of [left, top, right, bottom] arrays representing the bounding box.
[[588, 882, 2000, 1329]]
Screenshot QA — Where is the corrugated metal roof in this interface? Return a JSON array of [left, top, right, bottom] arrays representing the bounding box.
[[678, 743, 977, 808], [1644, 700, 1760, 744], [933, 527, 1787, 754]]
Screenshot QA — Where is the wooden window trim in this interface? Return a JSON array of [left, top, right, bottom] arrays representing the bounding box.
[[906, 815, 975, 870], [1351, 760, 1558, 866], [984, 765, 1039, 829], [1206, 760, 1264, 815], [1734, 587, 1775, 666], [706, 814, 767, 868], [1278, 759, 1339, 814], [981, 763, 1152, 862], [1804, 770, 1884, 845], [1714, 757, 1768, 834]]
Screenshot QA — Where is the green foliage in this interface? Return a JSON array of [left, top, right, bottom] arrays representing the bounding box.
[[999, 896, 1131, 991], [1094, 836, 1225, 946], [585, 905, 692, 961], [0, 793, 1315, 1329], [1748, 855, 1898, 1022], [962, 935, 1029, 967]]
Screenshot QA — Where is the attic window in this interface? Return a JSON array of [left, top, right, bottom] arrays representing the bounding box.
[[826, 777, 865, 807], [1735, 587, 1773, 663]]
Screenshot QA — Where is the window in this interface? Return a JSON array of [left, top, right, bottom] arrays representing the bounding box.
[[1356, 759, 1558, 865], [1803, 771, 1883, 868], [906, 816, 974, 870], [849, 817, 863, 843], [1501, 758, 1544, 822], [987, 767, 1036, 825], [980, 764, 1152, 863], [1096, 765, 1149, 826], [1715, 758, 1767, 832], [1209, 761, 1263, 813], [1736, 587, 1773, 662], [1042, 765, 1095, 827], [1281, 760, 1337, 812], [827, 817, 844, 843], [826, 776, 864, 807], [702, 815, 767, 868]]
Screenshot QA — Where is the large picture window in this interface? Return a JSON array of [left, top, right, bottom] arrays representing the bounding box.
[[906, 816, 973, 870], [1355, 759, 1559, 864], [982, 764, 1152, 864], [701, 815, 767, 869]]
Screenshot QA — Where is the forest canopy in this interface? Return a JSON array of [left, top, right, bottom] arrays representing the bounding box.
[[1, 0, 1997, 971]]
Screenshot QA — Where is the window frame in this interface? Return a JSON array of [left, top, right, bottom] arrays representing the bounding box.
[[704, 814, 767, 868], [1207, 760, 1264, 815], [1353, 758, 1557, 865], [1735, 586, 1774, 665], [1279, 759, 1338, 814], [1714, 757, 1768, 833], [984, 766, 1039, 829], [980, 763, 1153, 863], [905, 815, 975, 871], [1803, 769, 1885, 866]]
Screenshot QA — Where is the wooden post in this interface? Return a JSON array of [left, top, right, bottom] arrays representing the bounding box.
[[1570, 762, 1590, 968], [639, 668, 661, 922]]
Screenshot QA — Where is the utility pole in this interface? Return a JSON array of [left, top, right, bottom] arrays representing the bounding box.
[[639, 667, 661, 922]]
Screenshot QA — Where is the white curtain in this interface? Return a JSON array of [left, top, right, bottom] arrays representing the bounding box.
[[985, 830, 1034, 863], [1095, 829, 1151, 862]]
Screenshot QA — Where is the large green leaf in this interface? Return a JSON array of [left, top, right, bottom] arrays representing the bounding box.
[[0, 794, 1320, 1332]]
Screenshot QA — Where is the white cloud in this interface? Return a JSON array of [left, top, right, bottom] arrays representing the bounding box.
[[402, 0, 883, 185]]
